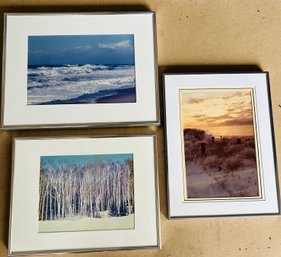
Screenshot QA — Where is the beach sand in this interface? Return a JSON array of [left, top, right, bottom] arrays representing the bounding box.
[[96, 88, 136, 103]]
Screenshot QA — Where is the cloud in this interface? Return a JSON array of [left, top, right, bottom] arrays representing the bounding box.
[[222, 117, 253, 126], [193, 112, 253, 127], [187, 98, 206, 104], [227, 104, 243, 112], [196, 113, 231, 121], [98, 40, 131, 50], [75, 45, 93, 50], [192, 114, 205, 118], [226, 103, 253, 118], [234, 108, 253, 116], [222, 92, 244, 100]]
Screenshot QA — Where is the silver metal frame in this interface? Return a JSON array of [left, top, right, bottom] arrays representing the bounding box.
[[1, 12, 160, 129], [9, 134, 161, 255], [163, 72, 280, 218]]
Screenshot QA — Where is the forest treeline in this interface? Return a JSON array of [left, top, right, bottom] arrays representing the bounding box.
[[39, 157, 134, 221]]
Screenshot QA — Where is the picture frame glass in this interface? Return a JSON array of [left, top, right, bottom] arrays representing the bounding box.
[[28, 34, 136, 105], [38, 153, 135, 233], [179, 88, 262, 200]]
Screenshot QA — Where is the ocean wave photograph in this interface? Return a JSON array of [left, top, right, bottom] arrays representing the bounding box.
[[27, 34, 136, 105]]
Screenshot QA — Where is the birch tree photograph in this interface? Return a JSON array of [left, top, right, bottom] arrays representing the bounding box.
[[38, 153, 134, 233]]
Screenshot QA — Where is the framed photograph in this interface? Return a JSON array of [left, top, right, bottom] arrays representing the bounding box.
[[163, 72, 279, 218], [9, 135, 160, 255], [1, 12, 159, 128]]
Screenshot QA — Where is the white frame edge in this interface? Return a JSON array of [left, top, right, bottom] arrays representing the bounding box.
[[9, 135, 161, 255], [163, 72, 279, 218], [1, 12, 160, 129]]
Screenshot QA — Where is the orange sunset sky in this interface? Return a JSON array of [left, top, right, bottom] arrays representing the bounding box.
[[180, 88, 255, 137]]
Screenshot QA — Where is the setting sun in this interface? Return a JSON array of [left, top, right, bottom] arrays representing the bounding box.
[[180, 88, 255, 137]]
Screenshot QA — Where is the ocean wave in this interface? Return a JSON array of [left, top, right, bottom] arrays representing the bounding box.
[[27, 64, 135, 105], [39, 87, 136, 105]]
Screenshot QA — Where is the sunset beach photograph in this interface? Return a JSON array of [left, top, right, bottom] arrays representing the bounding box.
[[180, 88, 261, 199]]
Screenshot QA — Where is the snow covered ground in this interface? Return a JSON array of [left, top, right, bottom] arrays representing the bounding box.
[[38, 214, 134, 233]]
